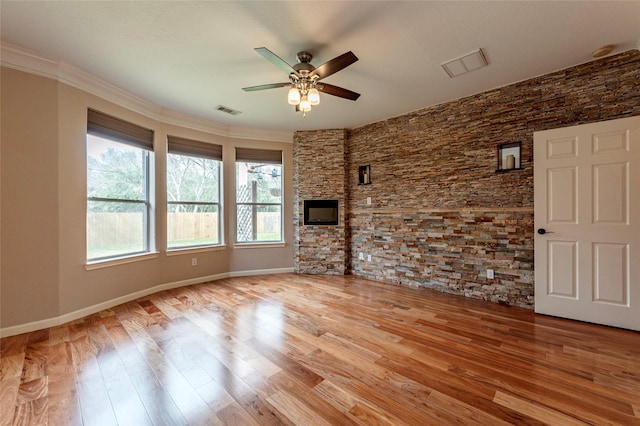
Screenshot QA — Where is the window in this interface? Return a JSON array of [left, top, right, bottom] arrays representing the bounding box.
[[235, 148, 283, 243], [86, 109, 154, 261], [167, 136, 222, 249]]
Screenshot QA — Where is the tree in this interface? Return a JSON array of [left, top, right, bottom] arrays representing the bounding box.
[[167, 153, 219, 212], [88, 143, 220, 213], [87, 145, 147, 212]]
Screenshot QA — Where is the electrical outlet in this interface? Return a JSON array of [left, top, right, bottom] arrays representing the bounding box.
[[367, 254, 372, 262], [487, 269, 494, 279], [358, 252, 364, 260], [367, 197, 372, 205], [192, 258, 197, 266]]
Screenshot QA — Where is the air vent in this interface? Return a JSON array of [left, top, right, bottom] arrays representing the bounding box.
[[215, 105, 242, 115], [441, 48, 488, 78]]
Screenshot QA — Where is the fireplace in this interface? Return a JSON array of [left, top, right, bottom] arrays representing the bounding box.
[[304, 200, 339, 225]]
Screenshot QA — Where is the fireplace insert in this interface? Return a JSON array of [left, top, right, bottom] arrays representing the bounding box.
[[304, 200, 338, 225]]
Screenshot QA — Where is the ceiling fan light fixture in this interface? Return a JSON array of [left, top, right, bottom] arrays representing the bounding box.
[[300, 95, 311, 112], [308, 88, 320, 105], [243, 47, 360, 116], [288, 87, 301, 105]]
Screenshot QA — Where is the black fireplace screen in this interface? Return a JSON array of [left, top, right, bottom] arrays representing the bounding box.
[[303, 200, 338, 225]]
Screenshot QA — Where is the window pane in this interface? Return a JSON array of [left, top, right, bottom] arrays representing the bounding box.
[[168, 203, 219, 248], [87, 135, 146, 200], [167, 153, 220, 203], [236, 204, 282, 242], [236, 163, 282, 203], [87, 200, 146, 260]]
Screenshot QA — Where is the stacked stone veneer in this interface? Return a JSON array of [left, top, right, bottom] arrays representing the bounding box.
[[293, 129, 349, 274], [294, 50, 640, 307], [350, 209, 534, 307]]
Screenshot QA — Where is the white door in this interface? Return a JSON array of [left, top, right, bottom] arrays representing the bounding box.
[[534, 116, 640, 331]]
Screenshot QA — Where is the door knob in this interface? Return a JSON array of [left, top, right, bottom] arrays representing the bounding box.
[[537, 228, 554, 235]]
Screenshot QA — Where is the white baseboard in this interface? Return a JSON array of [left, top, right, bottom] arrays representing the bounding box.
[[0, 267, 294, 338], [228, 267, 293, 277]]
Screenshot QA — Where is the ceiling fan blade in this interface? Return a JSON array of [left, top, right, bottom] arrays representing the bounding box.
[[318, 83, 360, 101], [242, 82, 290, 92], [255, 47, 299, 77], [310, 51, 358, 80]]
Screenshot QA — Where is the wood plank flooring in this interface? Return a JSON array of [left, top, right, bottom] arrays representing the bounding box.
[[1, 273, 639, 425]]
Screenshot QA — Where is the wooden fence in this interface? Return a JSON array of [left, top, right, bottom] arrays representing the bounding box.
[[87, 212, 279, 247]]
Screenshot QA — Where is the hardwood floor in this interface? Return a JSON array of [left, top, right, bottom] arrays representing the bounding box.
[[1, 273, 639, 425]]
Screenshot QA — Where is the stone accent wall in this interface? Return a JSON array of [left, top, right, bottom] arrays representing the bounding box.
[[293, 129, 349, 274], [350, 208, 534, 307], [294, 50, 640, 307]]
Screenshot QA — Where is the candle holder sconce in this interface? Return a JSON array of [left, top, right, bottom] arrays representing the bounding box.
[[497, 142, 522, 172], [358, 165, 371, 185]]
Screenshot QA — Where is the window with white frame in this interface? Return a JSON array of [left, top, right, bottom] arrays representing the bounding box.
[[86, 109, 154, 261], [167, 136, 222, 249], [235, 148, 283, 243]]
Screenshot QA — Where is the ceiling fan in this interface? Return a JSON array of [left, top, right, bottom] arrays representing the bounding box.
[[242, 47, 360, 114]]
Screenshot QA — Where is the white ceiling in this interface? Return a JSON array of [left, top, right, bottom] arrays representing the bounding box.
[[2, 1, 639, 133]]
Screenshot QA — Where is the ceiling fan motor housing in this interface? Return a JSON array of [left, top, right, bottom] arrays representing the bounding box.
[[291, 52, 318, 89], [293, 51, 316, 79], [293, 63, 315, 73]]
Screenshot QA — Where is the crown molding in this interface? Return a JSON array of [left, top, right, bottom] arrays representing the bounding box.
[[228, 126, 294, 143], [161, 108, 292, 143], [1, 42, 59, 78], [56, 59, 164, 120], [1, 42, 293, 143]]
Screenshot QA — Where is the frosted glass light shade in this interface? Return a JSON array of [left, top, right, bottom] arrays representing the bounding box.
[[299, 95, 311, 112], [308, 88, 320, 105], [287, 88, 301, 105]]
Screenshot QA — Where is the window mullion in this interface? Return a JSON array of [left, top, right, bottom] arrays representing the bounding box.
[[168, 201, 218, 206], [88, 197, 147, 204], [143, 150, 150, 252], [236, 202, 281, 207]]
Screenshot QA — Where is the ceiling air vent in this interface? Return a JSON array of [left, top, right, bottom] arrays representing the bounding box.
[[215, 105, 242, 115], [441, 48, 488, 78]]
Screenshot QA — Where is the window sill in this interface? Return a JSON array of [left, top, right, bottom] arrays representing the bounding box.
[[233, 242, 286, 249], [166, 245, 227, 256], [85, 252, 159, 270]]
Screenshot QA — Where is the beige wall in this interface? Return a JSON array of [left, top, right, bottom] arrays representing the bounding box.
[[1, 67, 293, 331], [1, 68, 60, 326]]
